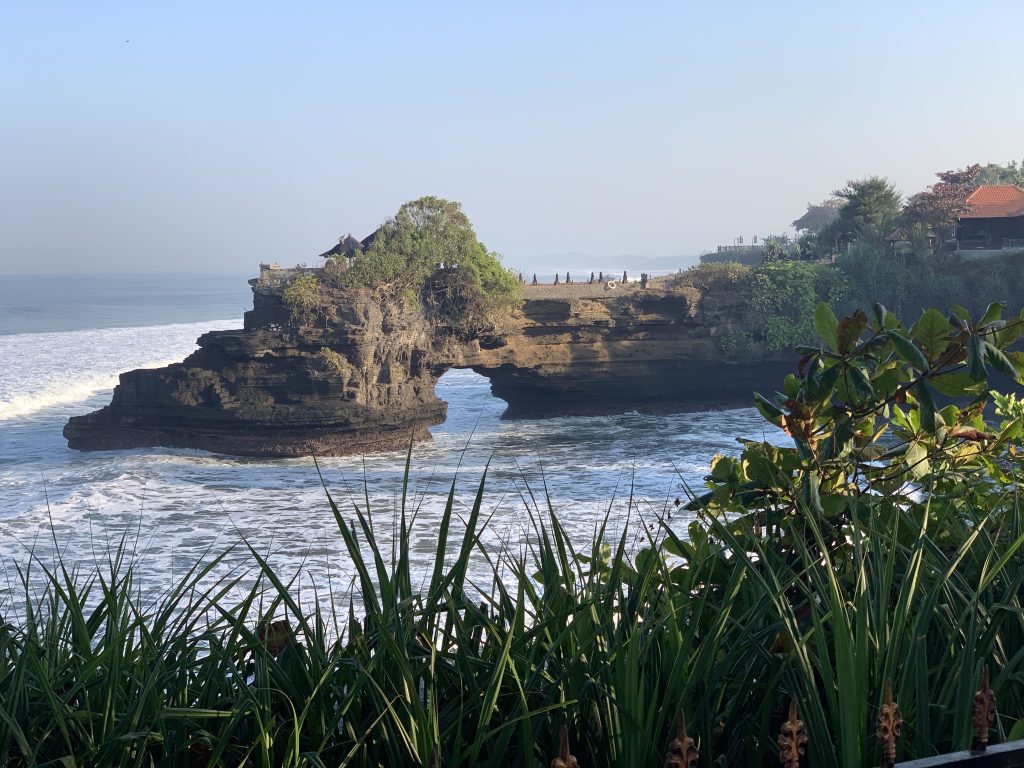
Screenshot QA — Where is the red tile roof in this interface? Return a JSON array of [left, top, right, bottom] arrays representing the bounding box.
[[961, 185, 1024, 219]]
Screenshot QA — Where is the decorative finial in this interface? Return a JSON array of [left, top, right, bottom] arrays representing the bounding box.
[[971, 666, 997, 753], [877, 682, 903, 768], [665, 710, 699, 768], [550, 726, 579, 768], [778, 699, 807, 768]]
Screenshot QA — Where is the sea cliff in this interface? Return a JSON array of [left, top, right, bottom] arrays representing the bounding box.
[[64, 269, 790, 456]]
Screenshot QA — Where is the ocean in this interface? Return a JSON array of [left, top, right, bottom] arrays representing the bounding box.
[[0, 272, 779, 607]]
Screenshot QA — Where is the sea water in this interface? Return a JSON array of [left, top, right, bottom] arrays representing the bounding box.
[[0, 273, 780, 609]]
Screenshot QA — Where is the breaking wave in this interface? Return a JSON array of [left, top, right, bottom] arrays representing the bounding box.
[[0, 320, 240, 421]]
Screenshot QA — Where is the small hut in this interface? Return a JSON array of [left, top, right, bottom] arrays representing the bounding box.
[[318, 233, 365, 269], [957, 185, 1024, 250]]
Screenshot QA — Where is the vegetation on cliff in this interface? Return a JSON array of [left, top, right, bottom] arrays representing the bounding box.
[[281, 272, 324, 325], [327, 196, 521, 334], [710, 159, 1024, 356], [8, 300, 1024, 766]]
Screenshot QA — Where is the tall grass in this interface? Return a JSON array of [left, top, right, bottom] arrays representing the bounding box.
[[1, 457, 1022, 766]]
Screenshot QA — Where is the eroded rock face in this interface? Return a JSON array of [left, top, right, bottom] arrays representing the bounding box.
[[64, 271, 787, 457]]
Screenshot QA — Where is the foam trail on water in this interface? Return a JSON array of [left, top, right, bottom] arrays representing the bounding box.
[[0, 319, 240, 421]]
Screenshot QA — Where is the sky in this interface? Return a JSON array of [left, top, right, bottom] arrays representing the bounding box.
[[2, 1, 1023, 275]]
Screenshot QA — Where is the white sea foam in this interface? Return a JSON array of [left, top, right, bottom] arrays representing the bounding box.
[[0, 315, 780, 616], [0, 319, 240, 421]]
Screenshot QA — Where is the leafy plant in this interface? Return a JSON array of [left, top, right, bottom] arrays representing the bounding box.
[[282, 273, 324, 326], [748, 261, 848, 351], [335, 197, 521, 334], [3, 303, 1024, 767], [319, 346, 350, 380], [690, 300, 1024, 764], [718, 329, 757, 360]]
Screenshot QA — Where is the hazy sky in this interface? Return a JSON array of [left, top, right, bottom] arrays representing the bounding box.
[[3, 1, 1022, 275]]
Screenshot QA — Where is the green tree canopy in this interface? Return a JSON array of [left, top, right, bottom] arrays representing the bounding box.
[[823, 176, 902, 248], [791, 198, 842, 235], [337, 196, 521, 333], [976, 158, 1024, 186]]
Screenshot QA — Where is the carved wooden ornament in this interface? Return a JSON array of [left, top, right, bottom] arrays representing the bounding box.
[[971, 666, 997, 753], [876, 682, 903, 768], [550, 726, 579, 768], [665, 710, 699, 768], [778, 699, 807, 768]]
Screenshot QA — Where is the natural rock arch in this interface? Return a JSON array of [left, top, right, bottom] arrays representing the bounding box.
[[64, 269, 789, 457]]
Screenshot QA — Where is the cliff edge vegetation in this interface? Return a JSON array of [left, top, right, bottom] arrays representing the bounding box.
[[325, 196, 521, 335]]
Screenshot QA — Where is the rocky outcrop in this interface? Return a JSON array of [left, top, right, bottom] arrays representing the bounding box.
[[64, 270, 788, 457]]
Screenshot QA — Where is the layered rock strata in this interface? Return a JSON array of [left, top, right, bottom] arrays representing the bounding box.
[[64, 271, 788, 457]]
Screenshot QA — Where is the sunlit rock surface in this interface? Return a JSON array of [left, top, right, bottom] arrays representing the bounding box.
[[65, 270, 790, 456]]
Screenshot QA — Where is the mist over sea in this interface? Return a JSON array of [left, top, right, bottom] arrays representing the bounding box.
[[0, 272, 779, 606]]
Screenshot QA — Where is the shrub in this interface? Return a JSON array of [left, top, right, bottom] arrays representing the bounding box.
[[335, 197, 521, 334], [688, 299, 1024, 765], [749, 261, 848, 351], [682, 261, 752, 289], [717, 329, 757, 360], [319, 346, 349, 380], [281, 272, 323, 325]]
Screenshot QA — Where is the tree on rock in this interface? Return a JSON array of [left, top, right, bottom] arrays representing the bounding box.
[[337, 196, 520, 334]]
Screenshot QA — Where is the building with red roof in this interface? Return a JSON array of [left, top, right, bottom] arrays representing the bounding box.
[[956, 185, 1024, 250]]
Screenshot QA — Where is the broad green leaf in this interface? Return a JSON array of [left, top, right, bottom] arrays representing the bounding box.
[[800, 470, 823, 515], [951, 304, 971, 322], [1006, 350, 1024, 379], [819, 417, 856, 462], [904, 442, 930, 479], [821, 493, 848, 518], [912, 309, 951, 361], [979, 301, 1004, 327], [997, 316, 1024, 347], [806, 360, 843, 400], [754, 392, 784, 424], [871, 367, 901, 398], [711, 454, 736, 481], [814, 302, 839, 350], [984, 341, 1018, 379], [886, 331, 929, 371], [967, 334, 987, 381], [743, 445, 778, 487], [916, 381, 939, 433], [848, 365, 874, 401], [873, 303, 888, 329], [929, 372, 987, 397], [1010, 718, 1024, 742]]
